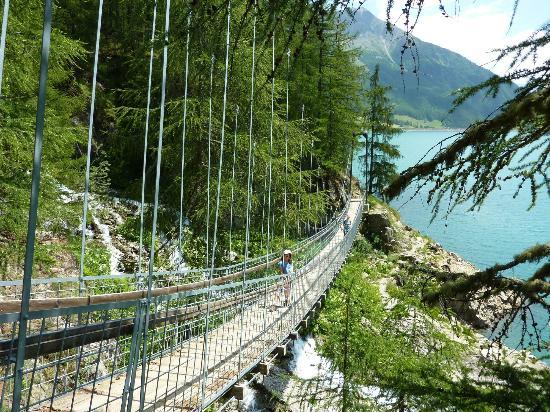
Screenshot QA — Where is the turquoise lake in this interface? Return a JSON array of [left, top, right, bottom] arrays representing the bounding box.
[[353, 130, 549, 362]]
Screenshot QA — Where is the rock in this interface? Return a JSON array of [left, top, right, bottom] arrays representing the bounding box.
[[228, 250, 239, 262], [362, 210, 397, 251], [429, 243, 442, 252]]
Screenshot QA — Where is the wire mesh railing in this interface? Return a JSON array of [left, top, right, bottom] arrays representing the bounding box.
[[0, 1, 362, 410], [0, 198, 362, 411]]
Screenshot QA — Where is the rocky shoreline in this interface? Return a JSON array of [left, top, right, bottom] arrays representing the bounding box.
[[220, 199, 546, 412], [363, 200, 545, 365]]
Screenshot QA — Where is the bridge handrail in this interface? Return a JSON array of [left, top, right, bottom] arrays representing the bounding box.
[[0, 201, 349, 290], [0, 201, 351, 314]]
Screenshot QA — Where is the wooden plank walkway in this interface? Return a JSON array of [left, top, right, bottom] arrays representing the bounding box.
[[49, 200, 361, 411]]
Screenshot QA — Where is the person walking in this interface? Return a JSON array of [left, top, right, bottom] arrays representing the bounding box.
[[278, 249, 293, 306]]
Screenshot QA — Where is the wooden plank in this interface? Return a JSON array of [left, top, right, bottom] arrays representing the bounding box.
[[46, 200, 362, 411]]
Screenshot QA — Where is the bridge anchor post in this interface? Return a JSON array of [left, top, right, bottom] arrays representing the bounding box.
[[231, 384, 246, 401], [275, 342, 289, 357], [257, 362, 271, 375]]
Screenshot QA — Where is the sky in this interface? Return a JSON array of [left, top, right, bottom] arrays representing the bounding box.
[[363, 0, 550, 77]]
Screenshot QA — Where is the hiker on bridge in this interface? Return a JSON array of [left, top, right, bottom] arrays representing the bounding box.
[[342, 216, 351, 235], [278, 249, 293, 306]]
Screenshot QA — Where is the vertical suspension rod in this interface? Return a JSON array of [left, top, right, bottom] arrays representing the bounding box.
[[139, 0, 171, 407], [266, 32, 275, 260], [229, 105, 239, 257], [298, 104, 304, 237], [283, 48, 290, 243], [138, 0, 159, 279], [200, 1, 231, 405], [178, 11, 192, 258], [12, 1, 52, 410], [309, 135, 313, 232], [262, 28, 276, 354], [0, 0, 10, 98], [238, 1, 257, 375], [78, 0, 105, 296], [205, 54, 215, 269]]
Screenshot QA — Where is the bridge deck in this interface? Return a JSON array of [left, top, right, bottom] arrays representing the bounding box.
[[13, 199, 362, 411]]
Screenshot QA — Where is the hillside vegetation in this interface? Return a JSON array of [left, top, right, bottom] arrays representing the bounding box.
[[313, 198, 549, 411], [0, 0, 365, 279]]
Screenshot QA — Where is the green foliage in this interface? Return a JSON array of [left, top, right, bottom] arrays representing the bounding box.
[[0, 0, 89, 275], [360, 64, 401, 196], [1, 1, 366, 279], [70, 239, 110, 277], [54, 1, 364, 268], [315, 247, 467, 410], [313, 237, 550, 410], [114, 216, 143, 243]]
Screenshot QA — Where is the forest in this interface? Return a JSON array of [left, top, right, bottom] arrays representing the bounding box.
[[0, 0, 371, 275], [0, 0, 548, 411]]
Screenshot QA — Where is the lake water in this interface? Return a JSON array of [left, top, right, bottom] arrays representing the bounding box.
[[353, 130, 549, 362]]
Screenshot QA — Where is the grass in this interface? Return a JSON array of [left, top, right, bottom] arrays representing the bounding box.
[[367, 194, 400, 221], [394, 114, 445, 129]]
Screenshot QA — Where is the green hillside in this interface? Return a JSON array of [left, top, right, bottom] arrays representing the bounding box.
[[349, 10, 516, 128]]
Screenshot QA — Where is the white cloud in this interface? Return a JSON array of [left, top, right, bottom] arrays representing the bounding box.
[[361, 0, 549, 79]]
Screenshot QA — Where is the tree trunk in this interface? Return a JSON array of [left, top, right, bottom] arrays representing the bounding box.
[[368, 128, 375, 195], [342, 286, 351, 411], [364, 132, 369, 193]]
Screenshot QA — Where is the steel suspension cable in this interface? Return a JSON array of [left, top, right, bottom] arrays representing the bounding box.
[[321, 179, 325, 226], [0, 0, 10, 98], [309, 134, 313, 233], [259, 33, 276, 252], [298, 103, 304, 237], [266, 32, 275, 261], [261, 30, 277, 359], [315, 152, 322, 227], [229, 105, 239, 257], [238, 1, 257, 374], [283, 48, 290, 243], [178, 10, 192, 258], [166, 10, 193, 408], [200, 0, 231, 404], [205, 54, 215, 269], [78, 0, 104, 297], [138, 0, 158, 279], [69, 5, 105, 408], [260, 162, 268, 250], [250, 139, 257, 235], [139, 0, 171, 407], [12, 1, 52, 410]]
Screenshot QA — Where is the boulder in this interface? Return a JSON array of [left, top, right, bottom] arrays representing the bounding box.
[[361, 210, 396, 251]]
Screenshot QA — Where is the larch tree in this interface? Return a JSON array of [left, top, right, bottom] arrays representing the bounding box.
[[362, 64, 401, 197], [379, 0, 549, 350]]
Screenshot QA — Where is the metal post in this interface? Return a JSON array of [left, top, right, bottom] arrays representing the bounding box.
[[0, 0, 10, 98], [12, 2, 52, 410], [121, 300, 146, 412]]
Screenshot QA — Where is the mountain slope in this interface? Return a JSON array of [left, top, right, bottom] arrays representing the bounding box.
[[350, 10, 516, 128]]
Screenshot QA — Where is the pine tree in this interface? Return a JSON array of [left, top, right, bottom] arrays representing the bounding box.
[[0, 1, 88, 275], [362, 64, 400, 197]]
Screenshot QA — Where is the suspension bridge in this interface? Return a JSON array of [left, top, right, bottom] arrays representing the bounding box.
[[0, 0, 364, 410], [0, 198, 362, 411]]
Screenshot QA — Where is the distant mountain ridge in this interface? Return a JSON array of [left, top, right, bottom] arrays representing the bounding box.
[[349, 10, 516, 128]]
